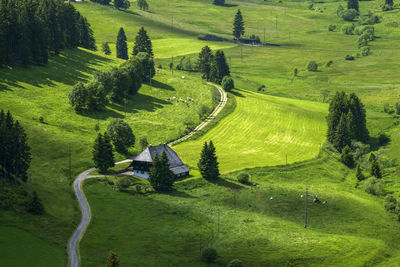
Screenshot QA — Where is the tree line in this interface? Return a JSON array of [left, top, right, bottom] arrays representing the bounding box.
[[198, 46, 231, 84], [89, 0, 149, 11], [0, 0, 95, 68]]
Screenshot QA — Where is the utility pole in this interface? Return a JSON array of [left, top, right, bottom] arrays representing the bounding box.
[[304, 188, 308, 228]]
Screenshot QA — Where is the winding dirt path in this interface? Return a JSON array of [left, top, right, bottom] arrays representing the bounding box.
[[67, 83, 226, 267]]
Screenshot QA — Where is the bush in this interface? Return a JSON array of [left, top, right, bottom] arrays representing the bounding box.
[[116, 177, 131, 191], [395, 102, 400, 115], [384, 195, 397, 212], [228, 259, 243, 267], [355, 163, 365, 181], [340, 145, 355, 168], [328, 24, 337, 31], [139, 137, 149, 149], [360, 46, 370, 56], [358, 34, 369, 48], [237, 173, 250, 184], [337, 5, 344, 17], [69, 82, 88, 111], [86, 80, 108, 111], [364, 177, 385, 196], [27, 191, 44, 215], [378, 133, 390, 145], [307, 61, 318, 72], [198, 104, 211, 119], [106, 119, 136, 153], [382, 4, 393, 11], [222, 76, 235, 91], [341, 9, 358, 21], [345, 55, 355, 60], [326, 60, 333, 67], [342, 24, 355, 35], [202, 248, 217, 263]]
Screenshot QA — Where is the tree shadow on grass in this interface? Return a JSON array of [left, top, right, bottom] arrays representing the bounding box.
[[167, 189, 198, 199], [109, 93, 172, 114], [230, 89, 245, 98], [210, 177, 244, 190], [77, 106, 125, 120], [0, 48, 112, 90], [150, 79, 176, 91]]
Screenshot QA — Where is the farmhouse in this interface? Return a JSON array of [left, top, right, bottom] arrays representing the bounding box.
[[130, 144, 190, 179]]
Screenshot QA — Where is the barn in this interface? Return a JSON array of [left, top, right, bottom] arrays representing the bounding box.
[[130, 144, 190, 179]]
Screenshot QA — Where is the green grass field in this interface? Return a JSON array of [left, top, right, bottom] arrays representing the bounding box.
[[174, 89, 328, 172], [1, 0, 400, 265]]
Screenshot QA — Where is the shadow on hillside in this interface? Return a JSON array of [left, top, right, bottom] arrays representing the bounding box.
[[210, 178, 244, 190], [167, 189, 198, 199], [150, 79, 176, 91], [120, 9, 141, 16], [223, 3, 238, 7], [109, 93, 171, 115], [78, 107, 125, 120], [230, 89, 245, 98], [0, 49, 112, 90]]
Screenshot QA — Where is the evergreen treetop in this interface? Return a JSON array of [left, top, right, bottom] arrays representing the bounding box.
[[198, 46, 214, 81], [198, 141, 220, 180], [347, 0, 359, 11], [116, 27, 128, 60], [149, 151, 175, 192], [132, 27, 153, 57]]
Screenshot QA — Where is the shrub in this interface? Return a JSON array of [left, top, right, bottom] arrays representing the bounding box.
[[202, 248, 217, 263], [222, 76, 235, 91], [86, 80, 107, 111], [384, 195, 397, 212], [116, 177, 131, 191], [106, 119, 136, 153], [328, 24, 337, 31], [341, 145, 355, 168], [382, 4, 393, 11], [359, 14, 380, 25], [326, 60, 333, 67], [370, 159, 382, 178], [345, 55, 355, 60], [237, 173, 250, 184], [342, 24, 355, 35], [101, 42, 111, 55], [228, 259, 243, 267], [364, 177, 385, 196], [27, 191, 44, 215], [358, 34, 369, 48], [360, 46, 370, 56], [307, 61, 318, 72], [198, 105, 211, 119], [69, 82, 88, 111], [395, 102, 400, 115], [341, 9, 358, 21], [337, 5, 344, 17], [39, 116, 45, 124], [293, 68, 298, 76], [139, 137, 149, 149], [355, 163, 365, 181]]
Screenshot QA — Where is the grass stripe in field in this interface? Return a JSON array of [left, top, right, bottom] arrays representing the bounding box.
[[173, 89, 328, 172]]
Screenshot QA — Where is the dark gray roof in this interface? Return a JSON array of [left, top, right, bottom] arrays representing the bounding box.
[[132, 144, 190, 173]]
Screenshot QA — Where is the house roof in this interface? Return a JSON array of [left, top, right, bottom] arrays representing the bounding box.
[[131, 144, 190, 174]]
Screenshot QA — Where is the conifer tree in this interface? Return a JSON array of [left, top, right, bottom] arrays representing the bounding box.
[[106, 251, 119, 267], [132, 27, 153, 57], [340, 145, 354, 167], [327, 91, 349, 143], [355, 162, 364, 181], [116, 27, 128, 60], [348, 93, 368, 142], [233, 9, 245, 39], [137, 0, 149, 11], [198, 141, 220, 180], [347, 0, 359, 11], [149, 151, 175, 192], [198, 46, 214, 81], [92, 133, 115, 173], [114, 0, 130, 9], [370, 158, 382, 178], [79, 16, 96, 51], [333, 113, 351, 152], [210, 50, 230, 84], [102, 42, 111, 55]]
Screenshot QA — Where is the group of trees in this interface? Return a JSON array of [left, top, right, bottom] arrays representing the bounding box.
[[198, 46, 231, 85], [90, 0, 130, 9], [69, 52, 154, 111], [0, 110, 31, 183], [327, 91, 368, 152], [0, 0, 95, 67], [117, 27, 153, 60]]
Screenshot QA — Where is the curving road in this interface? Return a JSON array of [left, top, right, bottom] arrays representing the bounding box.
[[67, 83, 226, 267]]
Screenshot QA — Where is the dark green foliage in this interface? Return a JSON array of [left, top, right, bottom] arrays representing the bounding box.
[[106, 251, 119, 267], [340, 145, 354, 167], [91, 0, 111, 5], [382, 0, 393, 10], [327, 92, 368, 151], [176, 56, 196, 72], [213, 0, 225, 6], [210, 50, 230, 84], [328, 24, 337, 31], [384, 195, 397, 213], [114, 0, 130, 9], [149, 151, 175, 192], [106, 119, 135, 153], [116, 177, 131, 191], [395, 102, 400, 115], [358, 34, 369, 48], [337, 5, 344, 17], [27, 191, 44, 215], [116, 27, 128, 60], [69, 82, 88, 111], [370, 158, 382, 178], [360, 46, 370, 56], [86, 80, 108, 111], [228, 259, 243, 267], [355, 163, 364, 181], [347, 0, 359, 11], [222, 76, 235, 91], [198, 46, 214, 81], [378, 133, 390, 146], [121, 58, 144, 95], [345, 55, 355, 60], [135, 52, 155, 83], [307, 61, 318, 72], [358, 13, 380, 25], [110, 67, 131, 103], [139, 137, 148, 149], [233, 10, 245, 39], [0, 0, 95, 68], [0, 110, 31, 182], [202, 247, 217, 263], [369, 152, 376, 162], [132, 27, 153, 57], [94, 70, 114, 94], [237, 173, 250, 184], [137, 0, 149, 10], [342, 24, 355, 35], [364, 177, 385, 195], [92, 133, 115, 173], [341, 9, 358, 21], [198, 141, 220, 180], [293, 68, 298, 77], [102, 42, 112, 55]]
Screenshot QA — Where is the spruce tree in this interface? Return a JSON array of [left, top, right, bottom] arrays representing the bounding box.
[[210, 50, 230, 84], [198, 46, 213, 81], [355, 162, 364, 181], [102, 42, 111, 55], [347, 0, 359, 11], [137, 0, 149, 11], [116, 27, 128, 60], [149, 151, 175, 192], [340, 145, 354, 167], [132, 27, 153, 57], [370, 158, 382, 178], [327, 91, 349, 143], [92, 133, 115, 173], [333, 113, 351, 152], [79, 16, 96, 51], [348, 93, 368, 142], [106, 251, 119, 267], [198, 141, 220, 180], [233, 9, 245, 39]]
